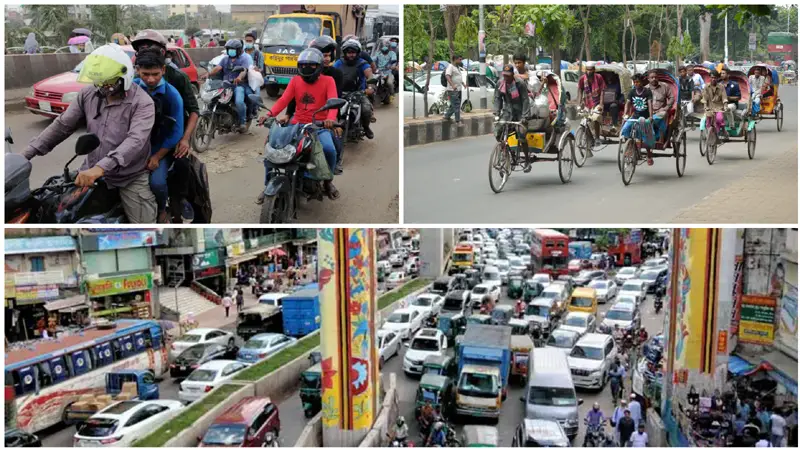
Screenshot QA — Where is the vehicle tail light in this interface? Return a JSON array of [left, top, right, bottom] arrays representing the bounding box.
[[191, 364, 199, 369], [259, 352, 268, 358], [204, 385, 214, 392], [170, 364, 176, 368], [100, 436, 123, 445]]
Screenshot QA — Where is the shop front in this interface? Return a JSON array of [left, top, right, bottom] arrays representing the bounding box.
[[87, 272, 154, 319], [192, 248, 226, 295]]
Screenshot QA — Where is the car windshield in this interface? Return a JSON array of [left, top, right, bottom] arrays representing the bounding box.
[[618, 267, 636, 275], [589, 280, 609, 289], [186, 368, 218, 382], [606, 309, 633, 321], [74, 51, 135, 72], [533, 275, 550, 283], [411, 297, 432, 307], [243, 338, 269, 349], [473, 287, 488, 294], [387, 313, 409, 323], [617, 296, 637, 305], [528, 387, 577, 406], [388, 273, 402, 280], [640, 271, 660, 280], [547, 332, 576, 348], [484, 272, 500, 281], [77, 418, 119, 437], [621, 284, 640, 292], [178, 345, 207, 360], [202, 424, 247, 446], [526, 304, 549, 317], [541, 290, 560, 300], [411, 338, 440, 351], [263, 17, 321, 47], [458, 372, 499, 397], [564, 316, 587, 327], [178, 334, 202, 343], [570, 297, 593, 308], [570, 345, 604, 360]]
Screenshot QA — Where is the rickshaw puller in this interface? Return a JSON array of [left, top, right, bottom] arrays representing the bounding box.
[[494, 64, 532, 170]]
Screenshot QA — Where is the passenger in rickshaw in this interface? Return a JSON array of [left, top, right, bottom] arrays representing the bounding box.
[[702, 71, 728, 138], [577, 61, 606, 154], [512, 54, 531, 83], [678, 66, 695, 112], [600, 71, 623, 133], [494, 64, 532, 170], [748, 66, 766, 112], [692, 66, 706, 102], [720, 68, 741, 138], [621, 73, 656, 165], [646, 71, 674, 143]]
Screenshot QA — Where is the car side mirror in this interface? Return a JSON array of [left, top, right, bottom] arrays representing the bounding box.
[[76, 134, 100, 155], [404, 342, 410, 347], [520, 396, 526, 402], [578, 398, 585, 405]]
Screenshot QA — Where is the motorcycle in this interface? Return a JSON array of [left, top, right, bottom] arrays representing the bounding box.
[[583, 422, 607, 447], [341, 77, 379, 145], [374, 62, 397, 105], [252, 95, 346, 223], [194, 64, 256, 152], [386, 433, 412, 447], [5, 133, 126, 223], [654, 295, 663, 314]]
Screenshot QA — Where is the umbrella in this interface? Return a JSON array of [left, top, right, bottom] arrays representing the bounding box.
[[68, 36, 90, 45], [560, 60, 569, 70], [72, 28, 92, 37]]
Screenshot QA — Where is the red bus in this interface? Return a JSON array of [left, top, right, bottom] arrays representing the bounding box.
[[606, 229, 642, 266], [531, 229, 570, 276]]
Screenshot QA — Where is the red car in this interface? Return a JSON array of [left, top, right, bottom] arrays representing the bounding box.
[[25, 45, 200, 118], [198, 397, 280, 447]]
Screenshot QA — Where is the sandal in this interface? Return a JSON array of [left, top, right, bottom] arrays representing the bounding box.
[[647, 158, 654, 166], [325, 182, 340, 200]]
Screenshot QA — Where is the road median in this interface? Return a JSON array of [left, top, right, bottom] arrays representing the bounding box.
[[404, 110, 494, 147]]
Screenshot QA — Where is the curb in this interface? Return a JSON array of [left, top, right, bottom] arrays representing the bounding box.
[[404, 112, 495, 147], [6, 99, 28, 113]]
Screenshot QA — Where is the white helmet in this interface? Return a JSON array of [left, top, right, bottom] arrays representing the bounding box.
[[77, 43, 134, 92], [585, 61, 596, 69]]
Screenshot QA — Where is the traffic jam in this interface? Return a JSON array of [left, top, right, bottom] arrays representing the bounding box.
[[379, 228, 670, 447]]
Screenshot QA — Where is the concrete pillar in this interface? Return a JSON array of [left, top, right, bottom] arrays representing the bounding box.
[[419, 229, 444, 278], [661, 228, 737, 446], [318, 229, 380, 447]]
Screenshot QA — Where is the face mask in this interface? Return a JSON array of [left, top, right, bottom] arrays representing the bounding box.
[[245, 43, 254, 50], [165, 57, 172, 65], [227, 49, 237, 57]]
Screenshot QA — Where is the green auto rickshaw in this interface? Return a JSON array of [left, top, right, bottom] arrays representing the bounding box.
[[463, 425, 500, 447], [414, 373, 454, 418], [507, 276, 524, 299], [423, 354, 457, 378], [491, 305, 514, 326], [508, 318, 532, 336], [299, 363, 322, 418], [438, 312, 466, 343], [523, 280, 545, 302]]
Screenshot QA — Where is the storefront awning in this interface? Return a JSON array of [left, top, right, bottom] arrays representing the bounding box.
[[226, 244, 281, 267], [738, 350, 798, 397], [44, 296, 88, 313], [728, 355, 757, 376]]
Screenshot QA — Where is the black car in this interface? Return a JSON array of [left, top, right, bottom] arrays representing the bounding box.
[[5, 429, 41, 447], [573, 270, 606, 287], [169, 343, 237, 378], [639, 268, 669, 293]]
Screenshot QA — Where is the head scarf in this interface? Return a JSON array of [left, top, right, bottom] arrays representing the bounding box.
[[24, 33, 39, 54]]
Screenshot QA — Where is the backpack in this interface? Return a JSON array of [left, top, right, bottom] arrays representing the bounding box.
[[441, 70, 448, 87], [149, 91, 176, 147]]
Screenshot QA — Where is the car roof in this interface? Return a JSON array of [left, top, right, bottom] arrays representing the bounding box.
[[572, 287, 595, 296], [565, 311, 592, 319], [530, 297, 555, 306], [392, 308, 412, 314], [186, 328, 222, 336], [473, 283, 492, 289], [576, 333, 611, 347], [551, 328, 579, 337], [414, 328, 442, 339], [610, 302, 635, 311], [196, 359, 239, 371], [213, 396, 274, 425], [623, 279, 645, 285], [249, 333, 283, 341], [377, 329, 395, 337], [93, 400, 180, 420]]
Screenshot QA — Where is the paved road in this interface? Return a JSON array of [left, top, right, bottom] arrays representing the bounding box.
[[6, 94, 399, 223], [404, 89, 797, 223], [382, 284, 664, 447]]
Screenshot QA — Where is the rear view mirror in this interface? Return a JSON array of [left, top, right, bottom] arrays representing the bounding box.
[[319, 98, 347, 111], [76, 134, 100, 155]]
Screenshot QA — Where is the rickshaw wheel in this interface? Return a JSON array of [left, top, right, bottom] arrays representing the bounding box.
[[617, 140, 625, 173], [573, 127, 588, 168], [488, 143, 511, 193], [776, 104, 783, 131], [621, 140, 636, 186], [558, 134, 574, 183], [675, 132, 687, 177], [706, 129, 717, 165], [698, 128, 707, 156], [747, 127, 757, 160]]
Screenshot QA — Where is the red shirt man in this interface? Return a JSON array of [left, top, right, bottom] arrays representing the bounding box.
[[267, 75, 338, 124]]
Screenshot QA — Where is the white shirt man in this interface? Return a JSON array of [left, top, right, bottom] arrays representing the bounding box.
[[445, 63, 466, 92], [770, 412, 787, 447], [629, 429, 649, 447]]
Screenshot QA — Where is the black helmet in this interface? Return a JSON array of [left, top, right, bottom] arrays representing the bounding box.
[[341, 39, 361, 55], [309, 35, 337, 56], [297, 48, 325, 83], [225, 39, 243, 57]]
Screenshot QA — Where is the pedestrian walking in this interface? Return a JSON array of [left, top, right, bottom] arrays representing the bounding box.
[[612, 400, 628, 442], [629, 422, 648, 447], [222, 293, 233, 317], [236, 288, 244, 311], [618, 409, 636, 447], [771, 408, 787, 447], [628, 393, 643, 429]]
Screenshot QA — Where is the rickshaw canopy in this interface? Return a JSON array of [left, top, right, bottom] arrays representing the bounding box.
[[419, 373, 449, 391], [463, 425, 500, 447], [749, 64, 780, 85], [596, 64, 633, 93], [727, 70, 752, 103]]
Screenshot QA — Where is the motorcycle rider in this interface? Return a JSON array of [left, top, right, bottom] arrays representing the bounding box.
[[342, 34, 377, 73], [259, 48, 340, 200], [375, 40, 398, 102], [390, 39, 400, 93], [21, 44, 157, 223], [133, 49, 184, 223], [577, 61, 606, 156], [333, 39, 376, 139], [208, 39, 254, 132], [391, 416, 409, 446], [426, 421, 447, 447], [494, 64, 532, 170], [584, 402, 607, 446]]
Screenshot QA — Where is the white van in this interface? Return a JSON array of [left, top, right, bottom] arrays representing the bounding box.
[[524, 347, 582, 440], [258, 293, 287, 309]]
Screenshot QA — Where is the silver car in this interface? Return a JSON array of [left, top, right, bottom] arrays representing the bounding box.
[[169, 328, 235, 361]]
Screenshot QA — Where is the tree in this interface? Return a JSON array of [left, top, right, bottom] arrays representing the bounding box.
[[167, 13, 187, 30], [90, 5, 124, 43], [25, 5, 68, 37], [667, 31, 695, 66], [511, 5, 575, 74], [443, 6, 462, 61], [579, 6, 592, 62], [453, 15, 478, 60], [699, 11, 712, 61]]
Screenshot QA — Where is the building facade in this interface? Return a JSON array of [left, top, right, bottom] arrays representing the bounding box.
[[169, 4, 199, 17]]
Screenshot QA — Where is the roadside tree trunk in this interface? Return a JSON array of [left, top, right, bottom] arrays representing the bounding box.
[[580, 6, 592, 61], [675, 5, 683, 69], [443, 6, 456, 61], [622, 12, 628, 66], [699, 11, 712, 62]]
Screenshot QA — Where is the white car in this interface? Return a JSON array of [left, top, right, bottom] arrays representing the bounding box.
[[531, 273, 553, 287], [236, 333, 297, 363], [588, 279, 618, 304], [257, 293, 287, 309], [73, 400, 184, 447], [178, 360, 250, 403], [388, 252, 404, 267], [414, 70, 497, 109], [386, 271, 406, 289], [619, 280, 647, 304], [561, 69, 579, 102], [408, 293, 444, 319], [404, 76, 440, 117], [495, 259, 511, 284], [377, 260, 392, 273], [471, 283, 501, 303], [403, 328, 447, 375], [520, 254, 532, 267], [614, 267, 638, 286], [545, 328, 581, 356], [567, 333, 618, 391], [169, 328, 235, 360], [598, 303, 640, 334], [558, 311, 597, 337], [614, 293, 641, 311], [539, 284, 570, 311], [382, 308, 423, 339], [481, 266, 502, 289], [377, 329, 402, 368]]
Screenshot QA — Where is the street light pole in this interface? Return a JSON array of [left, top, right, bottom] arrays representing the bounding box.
[[724, 12, 728, 63], [479, 4, 487, 110]]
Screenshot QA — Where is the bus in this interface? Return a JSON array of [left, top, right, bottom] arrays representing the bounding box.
[[531, 229, 570, 276], [4, 319, 168, 433], [606, 229, 643, 266], [768, 32, 797, 63]]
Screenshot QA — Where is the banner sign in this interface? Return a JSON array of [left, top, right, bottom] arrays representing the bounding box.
[[768, 44, 793, 53], [15, 284, 59, 301], [5, 236, 76, 255], [97, 231, 157, 251], [14, 271, 65, 286], [195, 266, 224, 279], [730, 256, 744, 334], [88, 273, 153, 298], [192, 249, 223, 270], [739, 295, 776, 345]]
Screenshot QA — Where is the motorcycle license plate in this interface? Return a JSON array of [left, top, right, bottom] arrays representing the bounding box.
[[39, 101, 52, 112], [180, 366, 186, 371]]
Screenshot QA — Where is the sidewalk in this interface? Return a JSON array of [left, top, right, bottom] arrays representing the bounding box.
[[5, 87, 30, 113], [404, 109, 494, 147], [671, 148, 798, 223]]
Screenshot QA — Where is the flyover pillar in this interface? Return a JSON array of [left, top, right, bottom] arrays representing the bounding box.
[[419, 228, 455, 278]]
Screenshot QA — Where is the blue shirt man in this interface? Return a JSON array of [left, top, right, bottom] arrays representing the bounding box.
[[218, 52, 254, 82], [212, 49, 254, 128], [376, 50, 398, 71], [333, 57, 371, 91]]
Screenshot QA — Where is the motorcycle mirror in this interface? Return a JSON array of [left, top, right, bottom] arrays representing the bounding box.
[[75, 134, 100, 156], [319, 98, 347, 111]]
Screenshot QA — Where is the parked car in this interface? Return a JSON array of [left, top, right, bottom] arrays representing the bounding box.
[[382, 308, 423, 340], [199, 397, 280, 447], [471, 283, 501, 303], [179, 360, 250, 403], [408, 293, 444, 319], [598, 303, 640, 334], [574, 270, 605, 287], [377, 329, 403, 368], [638, 268, 668, 294], [170, 343, 237, 379], [619, 280, 648, 304], [24, 45, 200, 118], [73, 400, 184, 446], [587, 279, 618, 304], [614, 267, 638, 286], [561, 69, 579, 102], [386, 271, 407, 289], [557, 311, 597, 338], [404, 76, 440, 117], [545, 328, 581, 356], [236, 333, 297, 363], [169, 328, 235, 361]]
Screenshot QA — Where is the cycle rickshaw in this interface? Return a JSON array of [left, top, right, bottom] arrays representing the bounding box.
[[748, 64, 784, 131], [682, 65, 711, 133], [489, 72, 575, 193], [618, 69, 687, 186], [574, 64, 632, 168], [698, 70, 757, 164]]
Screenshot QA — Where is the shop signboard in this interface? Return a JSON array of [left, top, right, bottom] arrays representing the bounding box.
[[5, 236, 77, 255], [192, 249, 223, 270], [15, 284, 59, 303], [731, 256, 744, 334], [195, 266, 224, 279], [739, 295, 777, 345], [97, 231, 157, 251], [227, 242, 246, 257], [5, 278, 15, 299], [14, 270, 65, 286], [778, 282, 797, 351], [87, 273, 153, 298]]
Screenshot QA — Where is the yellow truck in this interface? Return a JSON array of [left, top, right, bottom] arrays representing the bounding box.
[[261, 6, 364, 97], [449, 243, 475, 274]]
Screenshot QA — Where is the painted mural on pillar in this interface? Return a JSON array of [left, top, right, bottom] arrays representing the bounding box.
[[317, 228, 342, 429]]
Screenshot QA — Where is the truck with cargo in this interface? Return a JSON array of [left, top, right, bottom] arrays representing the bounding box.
[[281, 288, 321, 337], [64, 370, 159, 424], [455, 324, 512, 422]]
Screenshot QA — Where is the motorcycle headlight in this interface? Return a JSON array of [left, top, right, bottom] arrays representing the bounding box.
[[265, 144, 296, 164], [201, 89, 221, 103], [62, 92, 78, 104]]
